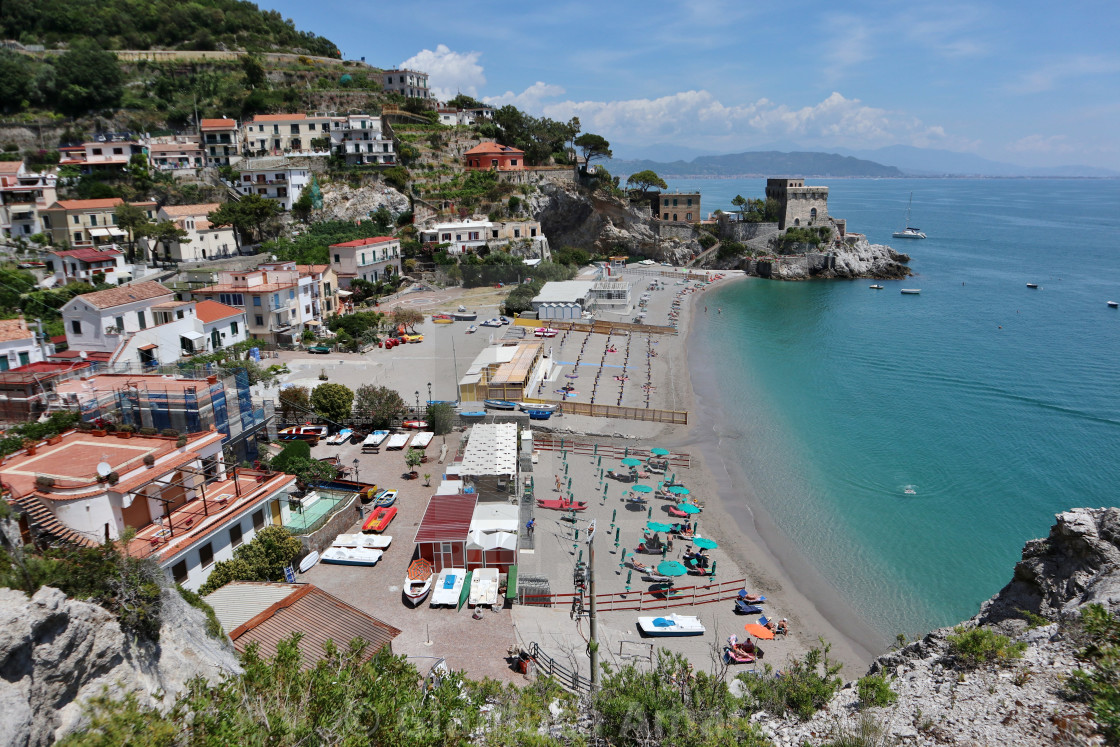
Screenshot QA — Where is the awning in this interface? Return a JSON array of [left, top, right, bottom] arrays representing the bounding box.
[[137, 343, 158, 351], [304, 319, 320, 326], [89, 227, 126, 237], [337, 290, 353, 297], [181, 331, 206, 341]]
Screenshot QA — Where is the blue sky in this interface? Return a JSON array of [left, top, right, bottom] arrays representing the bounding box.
[[263, 0, 1120, 168]]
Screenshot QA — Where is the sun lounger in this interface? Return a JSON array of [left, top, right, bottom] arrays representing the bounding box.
[[735, 600, 764, 615]]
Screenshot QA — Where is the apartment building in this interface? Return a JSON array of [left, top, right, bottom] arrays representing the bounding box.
[[419, 219, 547, 257], [328, 114, 395, 165], [0, 161, 57, 239], [328, 237, 402, 288], [242, 113, 334, 155], [0, 317, 46, 371], [381, 69, 431, 99], [47, 246, 126, 284], [232, 157, 310, 211], [143, 204, 238, 262], [652, 192, 701, 223], [149, 139, 205, 170], [296, 264, 339, 321], [58, 140, 145, 174], [192, 265, 303, 343], [40, 198, 157, 248], [200, 117, 242, 166]]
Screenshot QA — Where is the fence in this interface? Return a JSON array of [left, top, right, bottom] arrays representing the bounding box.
[[524, 642, 590, 693], [532, 434, 692, 467], [522, 577, 745, 613], [513, 317, 677, 336], [544, 400, 688, 425]]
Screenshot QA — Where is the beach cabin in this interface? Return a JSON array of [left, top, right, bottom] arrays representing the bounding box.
[[458, 423, 519, 502], [458, 341, 549, 403], [413, 493, 477, 572], [465, 503, 519, 573]]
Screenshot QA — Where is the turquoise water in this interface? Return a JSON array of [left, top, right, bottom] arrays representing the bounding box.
[[683, 177, 1120, 640]]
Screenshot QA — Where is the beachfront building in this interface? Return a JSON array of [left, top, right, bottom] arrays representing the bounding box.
[[242, 113, 334, 155], [464, 143, 525, 172], [200, 117, 242, 166], [47, 246, 126, 285], [381, 69, 431, 100], [194, 300, 248, 351], [457, 341, 551, 403], [329, 114, 395, 166], [1, 427, 296, 592], [530, 279, 632, 320], [205, 582, 400, 664], [191, 264, 303, 343], [142, 204, 239, 262], [653, 192, 702, 223], [458, 422, 519, 502], [0, 317, 46, 371], [232, 157, 311, 211], [765, 178, 829, 230], [0, 161, 57, 239], [296, 264, 339, 321], [413, 492, 519, 574], [40, 198, 157, 248], [418, 220, 490, 255], [328, 237, 401, 288]]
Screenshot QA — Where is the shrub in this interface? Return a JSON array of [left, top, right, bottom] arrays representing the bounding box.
[[740, 640, 843, 720], [35, 475, 55, 489], [698, 232, 717, 250], [1064, 604, 1120, 744], [717, 240, 747, 260], [176, 435, 187, 448], [198, 526, 302, 595], [138, 427, 158, 436], [161, 429, 179, 437], [946, 626, 1026, 669], [856, 673, 898, 708], [106, 471, 119, 485]]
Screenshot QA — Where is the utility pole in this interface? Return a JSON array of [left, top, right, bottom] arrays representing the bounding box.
[[33, 318, 49, 361], [587, 519, 598, 689]]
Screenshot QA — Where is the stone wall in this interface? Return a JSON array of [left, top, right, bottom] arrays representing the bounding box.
[[782, 186, 829, 229], [295, 492, 360, 557], [497, 168, 576, 186], [717, 217, 779, 243], [654, 222, 697, 240]]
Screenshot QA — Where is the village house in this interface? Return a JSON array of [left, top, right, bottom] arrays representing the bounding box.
[[148, 138, 206, 170], [40, 198, 157, 248], [2, 427, 296, 592], [652, 192, 702, 223], [436, 107, 494, 126], [381, 69, 431, 99], [47, 246, 126, 285], [200, 117, 242, 166], [242, 113, 334, 155], [0, 317, 46, 371], [464, 142, 525, 171], [142, 204, 238, 262], [328, 113, 395, 166], [296, 264, 339, 321], [328, 237, 402, 288], [193, 300, 248, 352], [191, 265, 303, 343], [0, 360, 91, 424], [419, 218, 547, 257], [0, 161, 57, 239], [58, 140, 145, 174], [232, 157, 310, 211]]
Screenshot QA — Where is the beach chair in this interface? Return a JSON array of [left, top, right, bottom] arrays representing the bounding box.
[[735, 600, 763, 615], [759, 615, 787, 635]]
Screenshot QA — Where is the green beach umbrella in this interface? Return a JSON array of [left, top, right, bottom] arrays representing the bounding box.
[[709, 560, 717, 577], [647, 506, 653, 519], [626, 569, 632, 586], [647, 522, 673, 533], [693, 536, 718, 550], [657, 560, 688, 577], [594, 444, 599, 454], [676, 502, 701, 515], [624, 446, 630, 457], [632, 484, 653, 494], [668, 486, 690, 495], [621, 457, 642, 467], [651, 447, 670, 456], [612, 509, 617, 523]]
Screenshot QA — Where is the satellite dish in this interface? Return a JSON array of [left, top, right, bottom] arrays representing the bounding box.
[[96, 461, 112, 478], [79, 351, 88, 360]]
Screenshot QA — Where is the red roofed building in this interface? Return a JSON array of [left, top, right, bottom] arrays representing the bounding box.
[[142, 203, 237, 262], [0, 316, 46, 372], [41, 198, 157, 248], [414, 493, 478, 572], [48, 246, 125, 284], [465, 142, 525, 172], [242, 112, 334, 155], [194, 300, 247, 351], [200, 117, 242, 166], [192, 264, 303, 342], [328, 236, 401, 289]]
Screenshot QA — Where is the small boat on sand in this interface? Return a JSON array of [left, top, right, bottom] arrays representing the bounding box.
[[322, 547, 383, 566], [484, 399, 517, 410], [452, 307, 477, 321], [362, 505, 397, 533], [518, 402, 558, 412], [332, 534, 392, 550], [373, 489, 398, 508], [298, 550, 320, 573], [466, 325, 477, 333], [460, 410, 487, 418], [432, 314, 454, 324], [430, 568, 466, 607], [637, 614, 706, 637], [404, 558, 434, 606]]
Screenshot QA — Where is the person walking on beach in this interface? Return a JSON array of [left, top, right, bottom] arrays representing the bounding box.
[[526, 519, 535, 537]]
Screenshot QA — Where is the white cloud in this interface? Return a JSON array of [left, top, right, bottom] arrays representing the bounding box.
[[399, 45, 485, 100], [1007, 134, 1075, 154], [483, 82, 567, 110], [537, 90, 951, 151], [1010, 54, 1120, 94]]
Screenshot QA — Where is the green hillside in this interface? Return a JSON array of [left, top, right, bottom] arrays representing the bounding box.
[[0, 0, 339, 57]]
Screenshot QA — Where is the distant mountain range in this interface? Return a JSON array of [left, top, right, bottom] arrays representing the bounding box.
[[608, 145, 1120, 179]]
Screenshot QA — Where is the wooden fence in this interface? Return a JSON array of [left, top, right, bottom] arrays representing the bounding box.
[[522, 577, 744, 613], [546, 399, 687, 425], [532, 434, 691, 467], [513, 317, 677, 336]]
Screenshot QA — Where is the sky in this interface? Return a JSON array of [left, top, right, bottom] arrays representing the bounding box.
[[262, 0, 1120, 169]]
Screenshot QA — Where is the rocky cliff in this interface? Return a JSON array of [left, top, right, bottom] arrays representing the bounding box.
[[528, 180, 704, 263], [0, 585, 241, 747], [744, 235, 911, 281], [754, 508, 1119, 746], [313, 182, 409, 223]]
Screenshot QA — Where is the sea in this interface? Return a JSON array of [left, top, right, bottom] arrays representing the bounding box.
[[676, 176, 1120, 641]]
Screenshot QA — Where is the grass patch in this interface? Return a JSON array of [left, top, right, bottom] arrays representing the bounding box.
[[857, 673, 899, 708], [946, 626, 1027, 669], [1065, 603, 1120, 744]]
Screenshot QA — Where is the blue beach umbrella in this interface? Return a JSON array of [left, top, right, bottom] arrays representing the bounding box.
[[675, 502, 701, 515], [668, 486, 690, 496], [656, 560, 688, 577], [693, 537, 718, 550], [621, 457, 642, 467], [632, 484, 653, 494], [646, 521, 673, 532], [651, 447, 670, 456]]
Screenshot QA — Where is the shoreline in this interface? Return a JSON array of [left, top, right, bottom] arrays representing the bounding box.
[[675, 277, 888, 671]]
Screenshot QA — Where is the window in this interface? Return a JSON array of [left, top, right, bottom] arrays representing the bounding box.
[[219, 293, 244, 306], [531, 228, 537, 237], [92, 148, 102, 155], [324, 283, 331, 295], [90, 214, 98, 226], [255, 315, 263, 325], [663, 213, 669, 220], [673, 198, 679, 206], [18, 352, 29, 366], [253, 296, 261, 306], [308, 123, 316, 131], [230, 321, 238, 335], [230, 523, 243, 548], [252, 509, 265, 530], [115, 316, 124, 330], [513, 229, 521, 238], [334, 254, 340, 263], [490, 159, 498, 168], [72, 215, 80, 225], [687, 198, 693, 206], [73, 232, 81, 243], [137, 310, 146, 330], [176, 309, 184, 320], [289, 289, 295, 300], [686, 212, 693, 221], [171, 560, 188, 584], [510, 159, 518, 166], [673, 214, 678, 221], [272, 293, 280, 307], [198, 542, 214, 568], [290, 124, 299, 134], [71, 320, 81, 335], [112, 147, 122, 155], [810, 207, 818, 219]]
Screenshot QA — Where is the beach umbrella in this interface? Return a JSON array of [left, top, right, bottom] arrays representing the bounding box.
[[709, 560, 717, 577], [670, 473, 676, 482], [668, 486, 690, 496], [612, 509, 617, 523], [626, 569, 632, 587], [647, 506, 653, 519], [693, 536, 718, 550], [621, 457, 642, 467], [624, 446, 629, 457], [661, 545, 667, 558], [646, 521, 672, 532], [676, 502, 701, 515], [651, 447, 670, 456], [632, 484, 653, 494], [594, 444, 599, 454], [657, 560, 688, 577], [744, 623, 774, 640]]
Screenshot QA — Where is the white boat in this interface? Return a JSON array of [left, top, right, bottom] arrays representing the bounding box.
[[410, 431, 434, 449], [1027, 283, 1039, 289], [637, 614, 706, 637], [362, 430, 389, 448], [385, 433, 411, 450], [321, 547, 383, 566], [1109, 301, 1119, 308], [480, 318, 503, 328], [869, 284, 884, 289], [468, 567, 500, 607], [325, 428, 353, 445], [900, 289, 921, 295], [892, 193, 926, 239], [298, 550, 320, 573], [466, 325, 477, 333], [518, 402, 558, 412], [430, 568, 467, 607], [404, 558, 434, 607], [332, 534, 392, 550]]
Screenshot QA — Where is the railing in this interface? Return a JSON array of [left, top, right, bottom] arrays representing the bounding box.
[[532, 435, 691, 467], [528, 399, 688, 425], [521, 578, 745, 613], [512, 317, 677, 336], [524, 642, 589, 693]]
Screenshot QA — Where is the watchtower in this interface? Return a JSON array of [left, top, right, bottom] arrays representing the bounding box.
[[765, 178, 829, 230]]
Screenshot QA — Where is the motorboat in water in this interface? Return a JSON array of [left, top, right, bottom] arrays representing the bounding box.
[[1108, 301, 1119, 308], [900, 289, 921, 295], [1027, 283, 1039, 289], [869, 284, 884, 289]]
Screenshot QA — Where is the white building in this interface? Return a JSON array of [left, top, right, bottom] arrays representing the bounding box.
[[530, 280, 631, 320], [194, 300, 247, 352], [191, 264, 304, 343], [0, 161, 57, 239], [143, 204, 239, 262], [61, 281, 175, 356], [0, 317, 46, 371], [381, 69, 431, 99], [47, 246, 126, 285], [200, 117, 242, 167], [232, 157, 311, 211], [329, 114, 395, 166], [328, 237, 402, 288], [242, 113, 335, 155], [419, 220, 491, 255]]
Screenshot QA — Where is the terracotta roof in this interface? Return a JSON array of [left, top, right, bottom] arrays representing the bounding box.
[[465, 142, 524, 156], [329, 237, 397, 248], [0, 318, 32, 343], [51, 247, 122, 263], [46, 199, 157, 211], [296, 264, 330, 275], [250, 113, 306, 122], [195, 300, 244, 324], [0, 162, 22, 174], [200, 118, 238, 130], [74, 281, 172, 309], [414, 493, 477, 544], [226, 584, 401, 670], [161, 203, 221, 217], [196, 282, 296, 294]]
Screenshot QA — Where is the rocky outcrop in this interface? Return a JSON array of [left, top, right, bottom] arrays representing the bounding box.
[[528, 181, 703, 263], [313, 182, 409, 223], [754, 508, 1119, 746], [745, 235, 911, 281], [0, 585, 241, 747]]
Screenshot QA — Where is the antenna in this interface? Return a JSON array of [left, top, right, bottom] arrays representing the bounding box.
[[96, 461, 112, 478]]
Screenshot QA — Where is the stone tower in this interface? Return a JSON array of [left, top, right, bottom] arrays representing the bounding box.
[[765, 178, 829, 230]]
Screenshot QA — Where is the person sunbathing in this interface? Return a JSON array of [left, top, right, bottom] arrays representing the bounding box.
[[737, 590, 763, 603], [765, 618, 789, 635], [628, 559, 649, 572]]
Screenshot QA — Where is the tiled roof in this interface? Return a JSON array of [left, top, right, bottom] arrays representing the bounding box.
[[161, 203, 221, 217], [46, 199, 157, 211], [296, 264, 330, 275], [195, 300, 244, 324], [196, 282, 296, 294], [75, 281, 172, 309], [0, 317, 32, 343], [250, 113, 306, 122], [200, 118, 237, 130], [329, 237, 397, 248], [465, 142, 524, 156], [51, 247, 122, 263]]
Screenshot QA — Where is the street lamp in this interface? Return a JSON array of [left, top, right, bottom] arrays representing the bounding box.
[[352, 457, 360, 483], [427, 381, 432, 405], [415, 390, 420, 418]]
